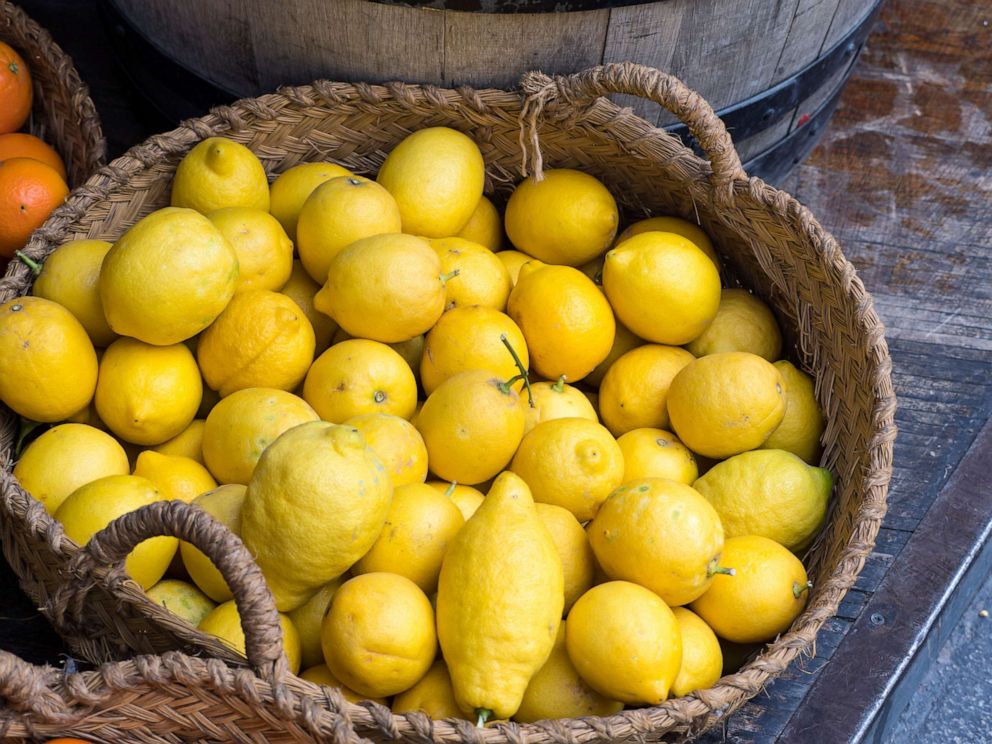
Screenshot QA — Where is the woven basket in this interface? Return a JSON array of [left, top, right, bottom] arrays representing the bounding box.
[[0, 63, 896, 740], [1, 1, 106, 187]]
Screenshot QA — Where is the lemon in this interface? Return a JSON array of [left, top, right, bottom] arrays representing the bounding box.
[[316, 233, 445, 343], [505, 169, 618, 266], [95, 337, 202, 445], [344, 413, 428, 488], [494, 250, 534, 287], [616, 428, 698, 484], [198, 600, 302, 674], [65, 401, 105, 430], [280, 259, 337, 357], [690, 535, 810, 643], [511, 418, 624, 522], [172, 137, 269, 213], [332, 326, 424, 376], [415, 370, 526, 485], [202, 387, 318, 484], [524, 376, 598, 435], [146, 579, 216, 627], [602, 231, 721, 345], [670, 607, 723, 697], [133, 450, 217, 503], [198, 384, 221, 420], [99, 207, 239, 345], [420, 306, 528, 396], [153, 419, 206, 464], [430, 237, 511, 311], [761, 361, 825, 463], [197, 289, 315, 397], [599, 344, 695, 436], [454, 195, 503, 251], [296, 176, 402, 283], [667, 352, 788, 459], [352, 482, 465, 594], [241, 421, 391, 610], [0, 297, 98, 422], [14, 423, 129, 515], [427, 481, 485, 521], [393, 660, 468, 720], [589, 478, 725, 606], [579, 255, 604, 285], [54, 474, 177, 590], [322, 572, 437, 698], [515, 623, 623, 722], [376, 127, 485, 237], [583, 321, 643, 388], [31, 239, 117, 346], [693, 449, 832, 553], [288, 579, 342, 670], [507, 264, 615, 382], [300, 664, 386, 704], [269, 162, 353, 240], [535, 503, 595, 613], [615, 216, 719, 268], [207, 207, 294, 293], [180, 484, 246, 602], [303, 339, 417, 423], [566, 581, 682, 704], [437, 472, 563, 721], [685, 289, 782, 361]]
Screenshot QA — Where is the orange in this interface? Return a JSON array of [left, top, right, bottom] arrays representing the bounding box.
[[0, 158, 68, 257], [0, 43, 32, 134], [0, 133, 66, 180]]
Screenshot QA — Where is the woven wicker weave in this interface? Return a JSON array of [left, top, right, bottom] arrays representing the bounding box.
[[0, 63, 896, 741], [1, 1, 106, 186]]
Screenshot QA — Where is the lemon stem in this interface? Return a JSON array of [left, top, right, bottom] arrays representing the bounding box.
[[551, 375, 567, 393], [793, 580, 813, 599], [707, 559, 736, 578], [444, 481, 457, 498], [14, 251, 41, 276], [498, 334, 534, 407], [439, 269, 461, 285], [475, 708, 492, 728]]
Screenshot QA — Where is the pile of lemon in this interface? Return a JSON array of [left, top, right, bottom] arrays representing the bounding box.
[[2, 127, 832, 724]]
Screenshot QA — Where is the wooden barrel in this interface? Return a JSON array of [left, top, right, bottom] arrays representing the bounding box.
[[100, 0, 883, 183]]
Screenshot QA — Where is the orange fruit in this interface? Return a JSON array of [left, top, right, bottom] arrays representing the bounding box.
[[0, 43, 32, 134], [0, 133, 66, 180], [0, 158, 69, 257]]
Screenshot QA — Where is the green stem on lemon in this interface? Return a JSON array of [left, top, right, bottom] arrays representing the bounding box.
[[498, 334, 534, 408], [444, 481, 457, 498], [551, 374, 567, 393], [475, 708, 493, 728], [14, 251, 42, 276], [707, 558, 736, 578], [439, 269, 461, 285], [793, 580, 813, 599]]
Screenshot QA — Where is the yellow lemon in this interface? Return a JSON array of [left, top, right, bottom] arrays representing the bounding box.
[[437, 472, 563, 721], [430, 237, 511, 311], [523, 376, 598, 435], [761, 361, 825, 463], [393, 660, 468, 720], [667, 352, 788, 459], [602, 231, 721, 345], [322, 572, 437, 698], [146, 579, 216, 627], [670, 607, 723, 697], [535, 503, 595, 613], [241, 421, 392, 610], [510, 418, 624, 522], [202, 387, 318, 484], [507, 264, 615, 382], [454, 195, 503, 251], [566, 581, 682, 704], [180, 484, 246, 602], [288, 579, 343, 670], [296, 176, 402, 283], [579, 255, 604, 285], [690, 535, 810, 644], [376, 127, 484, 237], [427, 481, 485, 521], [133, 450, 217, 503], [14, 423, 129, 515], [584, 321, 642, 389], [304, 339, 417, 422], [99, 207, 239, 345], [300, 664, 386, 705], [153, 419, 206, 464], [599, 344, 695, 436], [54, 474, 177, 590], [198, 384, 221, 420], [615, 216, 720, 268], [344, 413, 428, 488], [269, 161, 354, 240], [685, 289, 782, 361], [197, 289, 315, 397], [31, 239, 117, 346], [415, 370, 526, 485], [505, 169, 618, 266], [171, 137, 269, 213], [95, 337, 201, 445], [280, 259, 337, 356], [0, 297, 98, 422], [515, 623, 623, 722], [589, 478, 725, 606], [352, 482, 465, 594], [207, 207, 294, 293], [420, 306, 528, 396], [316, 233, 445, 343], [494, 250, 534, 287], [65, 400, 105, 430], [693, 449, 832, 553], [198, 600, 302, 674], [616, 428, 698, 484]]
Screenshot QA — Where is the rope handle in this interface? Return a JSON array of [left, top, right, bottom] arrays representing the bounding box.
[[519, 62, 747, 197], [47, 499, 290, 685]]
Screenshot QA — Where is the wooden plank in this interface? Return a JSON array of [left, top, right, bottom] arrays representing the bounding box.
[[823, 0, 878, 50], [773, 0, 843, 83]]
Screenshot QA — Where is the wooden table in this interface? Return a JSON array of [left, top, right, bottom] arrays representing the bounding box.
[[3, 0, 990, 740]]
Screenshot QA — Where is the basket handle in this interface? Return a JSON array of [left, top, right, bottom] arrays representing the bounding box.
[[519, 62, 747, 198], [49, 499, 291, 685]]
